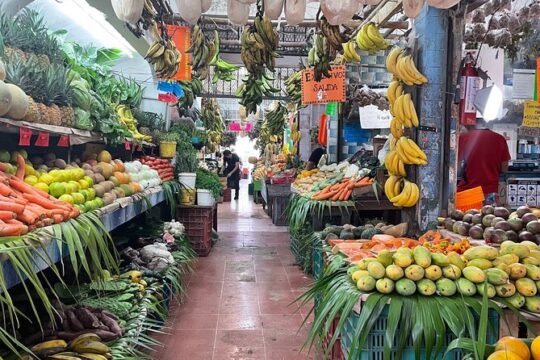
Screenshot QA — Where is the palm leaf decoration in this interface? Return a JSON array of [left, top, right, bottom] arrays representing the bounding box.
[[162, 181, 181, 218]]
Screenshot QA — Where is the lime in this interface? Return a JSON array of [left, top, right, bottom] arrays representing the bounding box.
[[24, 175, 38, 185], [59, 194, 74, 204], [49, 182, 66, 198], [86, 188, 96, 201], [38, 174, 54, 185], [34, 182, 49, 193], [71, 192, 85, 205]]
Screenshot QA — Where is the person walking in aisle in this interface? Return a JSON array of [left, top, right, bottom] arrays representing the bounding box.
[[223, 150, 241, 200]]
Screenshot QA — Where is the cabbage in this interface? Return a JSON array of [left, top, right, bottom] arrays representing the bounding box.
[[74, 107, 93, 130], [73, 87, 92, 111]]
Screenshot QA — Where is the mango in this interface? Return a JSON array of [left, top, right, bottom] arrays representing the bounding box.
[[396, 247, 413, 256], [347, 266, 360, 276], [499, 244, 531, 259], [456, 278, 477, 296], [431, 253, 449, 267], [508, 263, 527, 280], [442, 264, 461, 280], [413, 246, 432, 268], [357, 275, 376, 292], [535, 281, 540, 292], [357, 258, 377, 270], [462, 266, 486, 283], [525, 264, 540, 281], [447, 251, 466, 270], [495, 283, 516, 298], [376, 278, 395, 294], [529, 250, 540, 262], [485, 268, 509, 285], [477, 283, 496, 298], [424, 265, 443, 281], [385, 265, 404, 281], [522, 241, 539, 251], [395, 278, 416, 296], [404, 265, 425, 281], [524, 296, 540, 313], [436, 278, 457, 296], [393, 252, 413, 268], [500, 240, 516, 250], [352, 270, 370, 282], [523, 257, 540, 266], [507, 293, 526, 308], [493, 254, 519, 266], [463, 246, 498, 261], [467, 259, 493, 270], [516, 278, 538, 297], [377, 250, 394, 267], [417, 279, 436, 296], [367, 262, 386, 280]]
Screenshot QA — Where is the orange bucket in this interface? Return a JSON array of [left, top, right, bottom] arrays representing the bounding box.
[[456, 186, 484, 211]]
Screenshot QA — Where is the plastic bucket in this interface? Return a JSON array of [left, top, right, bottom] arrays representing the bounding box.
[[180, 188, 196, 205], [197, 189, 215, 206], [178, 172, 197, 188], [160, 141, 177, 158]]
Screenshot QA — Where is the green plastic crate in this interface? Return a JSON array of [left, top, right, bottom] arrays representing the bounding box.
[[312, 235, 323, 280], [253, 180, 262, 191], [340, 305, 499, 360]]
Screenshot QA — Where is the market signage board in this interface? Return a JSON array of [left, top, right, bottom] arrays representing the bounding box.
[[359, 105, 392, 129], [166, 25, 191, 81], [523, 100, 540, 127], [301, 66, 346, 105]]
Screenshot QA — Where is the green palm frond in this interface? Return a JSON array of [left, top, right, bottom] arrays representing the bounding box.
[[162, 181, 181, 218]]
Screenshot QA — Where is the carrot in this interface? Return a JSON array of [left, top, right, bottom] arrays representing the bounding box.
[[0, 162, 7, 173], [9, 177, 45, 197], [42, 218, 54, 226], [0, 223, 27, 236], [52, 214, 64, 224], [331, 188, 345, 201], [22, 193, 70, 211], [17, 210, 39, 225], [342, 189, 352, 201], [0, 201, 25, 215], [0, 194, 28, 205], [15, 155, 25, 180], [0, 183, 14, 197], [69, 207, 80, 218], [25, 204, 49, 219], [0, 211, 16, 221]]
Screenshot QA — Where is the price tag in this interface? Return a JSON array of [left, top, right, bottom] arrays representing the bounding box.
[[124, 140, 131, 150], [19, 127, 32, 146], [35, 131, 49, 147], [57, 134, 69, 147]]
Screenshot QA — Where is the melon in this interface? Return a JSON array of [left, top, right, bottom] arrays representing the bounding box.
[[0, 81, 12, 116], [176, 0, 202, 24], [5, 84, 28, 120], [403, 0, 426, 18], [264, 0, 284, 19], [0, 60, 5, 81], [111, 0, 145, 24], [227, 0, 250, 25], [98, 162, 114, 179], [93, 183, 106, 198], [97, 150, 112, 163], [285, 0, 306, 25]]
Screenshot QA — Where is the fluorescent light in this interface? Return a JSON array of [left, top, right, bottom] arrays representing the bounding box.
[[474, 85, 504, 121]]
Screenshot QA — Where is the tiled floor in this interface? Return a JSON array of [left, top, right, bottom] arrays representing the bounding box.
[[154, 182, 315, 360]]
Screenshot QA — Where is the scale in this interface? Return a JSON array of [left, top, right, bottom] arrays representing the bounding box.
[[508, 160, 539, 172]]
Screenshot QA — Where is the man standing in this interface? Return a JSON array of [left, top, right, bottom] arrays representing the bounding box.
[[306, 145, 326, 171], [223, 150, 241, 200], [457, 119, 511, 204]]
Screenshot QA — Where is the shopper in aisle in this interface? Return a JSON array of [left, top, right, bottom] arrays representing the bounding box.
[[457, 118, 510, 204], [223, 150, 241, 200], [306, 145, 327, 171]]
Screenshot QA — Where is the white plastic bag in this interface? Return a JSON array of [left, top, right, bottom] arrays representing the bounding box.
[[111, 0, 145, 24], [228, 0, 250, 25], [427, 0, 461, 9], [265, 0, 284, 19], [237, 0, 257, 3], [285, 0, 306, 25], [358, 0, 382, 5], [403, 0, 426, 18], [176, 0, 202, 24], [202, 0, 213, 13], [321, 0, 359, 25]]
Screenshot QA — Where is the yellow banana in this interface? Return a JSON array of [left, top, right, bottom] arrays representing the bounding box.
[[391, 180, 412, 206], [408, 97, 419, 127], [402, 182, 420, 207], [405, 55, 428, 84], [366, 23, 388, 49], [390, 118, 403, 139], [384, 175, 401, 199], [402, 93, 412, 121], [348, 41, 361, 62], [398, 158, 406, 176], [386, 47, 403, 74], [406, 138, 428, 162], [396, 55, 415, 86], [396, 138, 415, 164], [387, 81, 399, 105]]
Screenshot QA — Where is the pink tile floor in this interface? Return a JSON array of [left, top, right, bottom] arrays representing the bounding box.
[[153, 182, 316, 360]]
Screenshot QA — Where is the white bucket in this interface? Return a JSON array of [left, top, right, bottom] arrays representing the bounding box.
[[197, 189, 215, 206], [178, 172, 196, 189]]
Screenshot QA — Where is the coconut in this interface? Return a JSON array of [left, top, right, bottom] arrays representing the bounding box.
[[93, 184, 106, 198]]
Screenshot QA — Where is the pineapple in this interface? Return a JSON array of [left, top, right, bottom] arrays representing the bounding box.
[[48, 104, 62, 126], [0, 14, 28, 61], [59, 106, 74, 127], [37, 103, 49, 124], [25, 97, 42, 123]]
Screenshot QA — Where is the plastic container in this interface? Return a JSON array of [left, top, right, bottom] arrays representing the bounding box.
[[177, 206, 214, 256], [178, 172, 197, 188], [197, 189, 215, 206], [180, 188, 196, 205], [159, 141, 177, 158], [456, 186, 484, 212]]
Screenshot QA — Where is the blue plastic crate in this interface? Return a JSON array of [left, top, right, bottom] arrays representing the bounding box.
[[340, 304, 499, 360]]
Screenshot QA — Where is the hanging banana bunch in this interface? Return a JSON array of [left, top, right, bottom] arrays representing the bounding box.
[[356, 22, 390, 53], [145, 35, 181, 79], [188, 25, 217, 80], [264, 101, 287, 137], [284, 70, 304, 108], [208, 32, 241, 83], [308, 34, 336, 82], [386, 47, 428, 85], [175, 76, 203, 109], [319, 17, 347, 51], [201, 98, 225, 147], [384, 176, 420, 208]]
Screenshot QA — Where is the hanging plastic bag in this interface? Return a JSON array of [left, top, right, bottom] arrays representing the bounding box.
[[426, 0, 461, 9], [358, 0, 382, 5], [237, 0, 257, 3], [111, 0, 145, 24], [285, 0, 306, 25], [321, 0, 359, 25], [403, 0, 426, 19], [228, 0, 250, 25], [176, 0, 202, 24], [265, 0, 284, 20], [202, 0, 213, 13]]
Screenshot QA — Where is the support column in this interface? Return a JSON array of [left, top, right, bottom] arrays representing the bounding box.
[[414, 6, 450, 228]]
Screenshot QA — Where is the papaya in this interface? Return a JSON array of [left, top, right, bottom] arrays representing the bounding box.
[[496, 263, 511, 275], [447, 251, 466, 270], [499, 244, 531, 259], [417, 279, 436, 296], [385, 264, 404, 281], [516, 278, 538, 297], [462, 266, 486, 283], [529, 250, 540, 262], [413, 246, 431, 268], [508, 263, 527, 280], [495, 283, 516, 298], [467, 258, 493, 270], [507, 293, 526, 308], [523, 257, 540, 266], [424, 265, 443, 281], [456, 278, 477, 296], [464, 246, 498, 261], [493, 254, 519, 266], [436, 278, 457, 296], [485, 268, 509, 285]]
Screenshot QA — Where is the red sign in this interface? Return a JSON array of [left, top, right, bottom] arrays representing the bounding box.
[[166, 25, 191, 81], [57, 134, 69, 147], [19, 127, 32, 146], [301, 65, 346, 105], [158, 93, 178, 103], [124, 140, 131, 151], [35, 131, 49, 147]]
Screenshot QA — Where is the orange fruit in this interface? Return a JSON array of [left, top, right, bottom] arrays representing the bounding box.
[[532, 336, 540, 360], [495, 337, 530, 360], [487, 350, 525, 360]]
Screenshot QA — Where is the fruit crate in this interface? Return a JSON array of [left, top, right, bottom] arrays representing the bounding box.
[[177, 205, 215, 256], [340, 305, 499, 360]]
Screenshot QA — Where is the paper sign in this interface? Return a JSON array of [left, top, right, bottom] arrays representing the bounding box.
[[301, 66, 346, 105], [513, 69, 535, 100], [523, 100, 540, 127], [19, 127, 32, 146], [166, 25, 191, 81], [359, 105, 392, 129], [57, 134, 69, 147], [35, 131, 49, 147]]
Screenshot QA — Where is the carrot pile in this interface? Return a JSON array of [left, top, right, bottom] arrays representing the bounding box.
[[0, 155, 80, 236], [311, 177, 374, 201]]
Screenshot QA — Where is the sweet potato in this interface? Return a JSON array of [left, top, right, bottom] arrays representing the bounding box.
[[65, 309, 84, 332], [98, 312, 122, 336], [74, 306, 100, 329]]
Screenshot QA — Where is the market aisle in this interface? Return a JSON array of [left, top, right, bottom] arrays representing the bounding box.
[[154, 181, 315, 360]]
